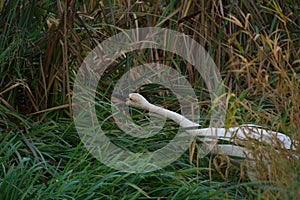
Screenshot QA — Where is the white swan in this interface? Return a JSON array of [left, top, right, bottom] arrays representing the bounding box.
[[125, 93, 297, 180]]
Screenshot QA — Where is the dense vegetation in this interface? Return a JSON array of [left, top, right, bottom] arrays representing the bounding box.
[[0, 0, 299, 199]]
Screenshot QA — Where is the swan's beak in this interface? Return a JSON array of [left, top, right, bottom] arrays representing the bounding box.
[[111, 92, 129, 102]]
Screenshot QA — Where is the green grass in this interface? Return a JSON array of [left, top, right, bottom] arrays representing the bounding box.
[[0, 0, 300, 199], [0, 119, 261, 199]]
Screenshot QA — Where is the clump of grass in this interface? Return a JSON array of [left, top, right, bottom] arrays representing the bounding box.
[[0, 0, 299, 199], [217, 0, 300, 198]]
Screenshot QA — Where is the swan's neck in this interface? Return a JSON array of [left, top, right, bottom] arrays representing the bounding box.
[[148, 104, 200, 128]]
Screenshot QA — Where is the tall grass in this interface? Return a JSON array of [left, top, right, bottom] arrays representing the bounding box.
[[0, 0, 299, 199]]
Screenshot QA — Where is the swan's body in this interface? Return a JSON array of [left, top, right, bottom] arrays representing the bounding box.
[[126, 93, 297, 180]]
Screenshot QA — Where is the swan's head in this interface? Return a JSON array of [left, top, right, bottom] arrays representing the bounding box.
[[126, 93, 151, 110]]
